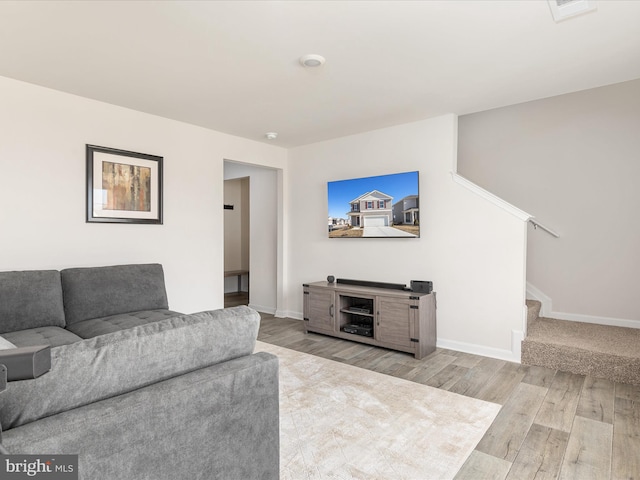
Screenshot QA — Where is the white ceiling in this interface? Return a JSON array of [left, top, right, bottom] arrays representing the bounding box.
[[1, 1, 639, 147]]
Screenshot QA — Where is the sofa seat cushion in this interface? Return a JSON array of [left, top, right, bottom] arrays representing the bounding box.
[[2, 327, 83, 348], [66, 309, 182, 339], [0, 336, 16, 350], [0, 306, 261, 430]]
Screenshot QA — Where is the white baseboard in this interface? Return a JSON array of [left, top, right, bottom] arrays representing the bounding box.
[[544, 310, 640, 329], [437, 333, 521, 363], [512, 330, 524, 361], [248, 303, 276, 315], [525, 282, 553, 316], [526, 282, 640, 329], [275, 309, 303, 320]]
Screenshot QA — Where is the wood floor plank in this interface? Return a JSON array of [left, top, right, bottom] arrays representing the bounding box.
[[612, 396, 640, 480], [506, 423, 569, 480], [349, 346, 396, 369], [559, 416, 612, 480], [305, 337, 352, 357], [450, 357, 506, 398], [476, 362, 528, 405], [615, 382, 640, 401], [451, 351, 484, 369], [281, 337, 325, 352], [331, 342, 374, 360], [366, 351, 406, 372], [521, 364, 557, 389], [423, 364, 470, 390], [576, 376, 615, 424], [403, 352, 457, 382], [257, 320, 307, 346], [367, 351, 408, 374], [534, 370, 585, 432], [259, 330, 306, 347], [476, 382, 548, 462], [395, 350, 434, 368], [390, 364, 420, 381], [454, 450, 511, 480], [224, 292, 249, 308]]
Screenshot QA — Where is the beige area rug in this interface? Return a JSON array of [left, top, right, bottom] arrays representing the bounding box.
[[254, 341, 501, 480]]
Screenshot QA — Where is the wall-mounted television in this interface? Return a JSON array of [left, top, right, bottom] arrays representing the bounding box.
[[328, 171, 420, 238]]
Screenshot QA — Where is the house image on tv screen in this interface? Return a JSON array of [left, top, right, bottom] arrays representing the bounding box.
[[393, 194, 419, 226], [347, 190, 393, 227], [327, 171, 419, 238]]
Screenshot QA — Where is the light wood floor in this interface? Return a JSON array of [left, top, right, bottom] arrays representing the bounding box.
[[257, 315, 640, 480], [224, 291, 249, 308]]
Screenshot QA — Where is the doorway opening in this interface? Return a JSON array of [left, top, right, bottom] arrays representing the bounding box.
[[223, 160, 279, 314], [224, 176, 250, 307]]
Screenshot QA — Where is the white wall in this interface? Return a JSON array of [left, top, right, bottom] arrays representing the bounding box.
[[224, 161, 278, 313], [458, 78, 640, 327], [288, 115, 528, 361], [0, 76, 287, 314], [0, 74, 532, 360]]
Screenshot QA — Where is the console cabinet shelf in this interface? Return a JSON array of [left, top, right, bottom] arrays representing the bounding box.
[[302, 281, 437, 359]]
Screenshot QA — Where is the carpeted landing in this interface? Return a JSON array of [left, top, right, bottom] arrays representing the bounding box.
[[522, 300, 640, 385], [254, 341, 500, 480]]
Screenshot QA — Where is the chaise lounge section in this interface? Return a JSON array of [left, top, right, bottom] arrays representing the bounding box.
[[0, 263, 279, 480]]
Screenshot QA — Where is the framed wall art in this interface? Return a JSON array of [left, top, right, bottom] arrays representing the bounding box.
[[86, 144, 163, 224]]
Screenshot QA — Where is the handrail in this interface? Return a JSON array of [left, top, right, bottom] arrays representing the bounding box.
[[529, 218, 559, 238], [450, 173, 530, 221]]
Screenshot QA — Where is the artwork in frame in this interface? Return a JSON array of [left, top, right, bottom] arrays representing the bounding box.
[[86, 144, 163, 224]]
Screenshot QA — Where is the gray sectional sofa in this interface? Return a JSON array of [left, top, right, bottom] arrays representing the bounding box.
[[0, 264, 279, 480]]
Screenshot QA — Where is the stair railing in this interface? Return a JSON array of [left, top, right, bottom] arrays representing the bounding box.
[[529, 218, 559, 238]]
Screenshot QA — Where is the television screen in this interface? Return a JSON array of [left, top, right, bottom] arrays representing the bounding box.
[[328, 171, 419, 238]]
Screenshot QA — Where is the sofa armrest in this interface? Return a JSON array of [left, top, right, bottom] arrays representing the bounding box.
[[0, 346, 51, 381], [0, 306, 260, 430]]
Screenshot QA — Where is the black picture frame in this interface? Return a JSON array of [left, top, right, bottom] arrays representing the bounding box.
[[86, 144, 163, 224]]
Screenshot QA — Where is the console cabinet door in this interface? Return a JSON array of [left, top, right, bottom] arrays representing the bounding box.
[[304, 288, 335, 334], [375, 296, 415, 351]]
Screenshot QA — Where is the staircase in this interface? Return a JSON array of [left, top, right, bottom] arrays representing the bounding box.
[[521, 300, 640, 385]]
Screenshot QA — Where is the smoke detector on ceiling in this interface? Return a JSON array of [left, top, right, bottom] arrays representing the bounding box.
[[548, 0, 597, 22], [299, 54, 326, 68]]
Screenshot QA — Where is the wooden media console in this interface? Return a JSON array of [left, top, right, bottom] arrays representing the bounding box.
[[302, 281, 437, 359]]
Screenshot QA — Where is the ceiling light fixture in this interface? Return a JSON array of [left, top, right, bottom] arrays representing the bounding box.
[[299, 54, 326, 68], [265, 132, 278, 140]]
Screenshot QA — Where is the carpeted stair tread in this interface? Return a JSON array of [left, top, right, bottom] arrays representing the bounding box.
[[522, 317, 640, 385], [527, 317, 640, 357]]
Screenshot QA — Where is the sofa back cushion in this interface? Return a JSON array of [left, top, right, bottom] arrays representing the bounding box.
[[0, 270, 66, 334], [61, 264, 170, 325]]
